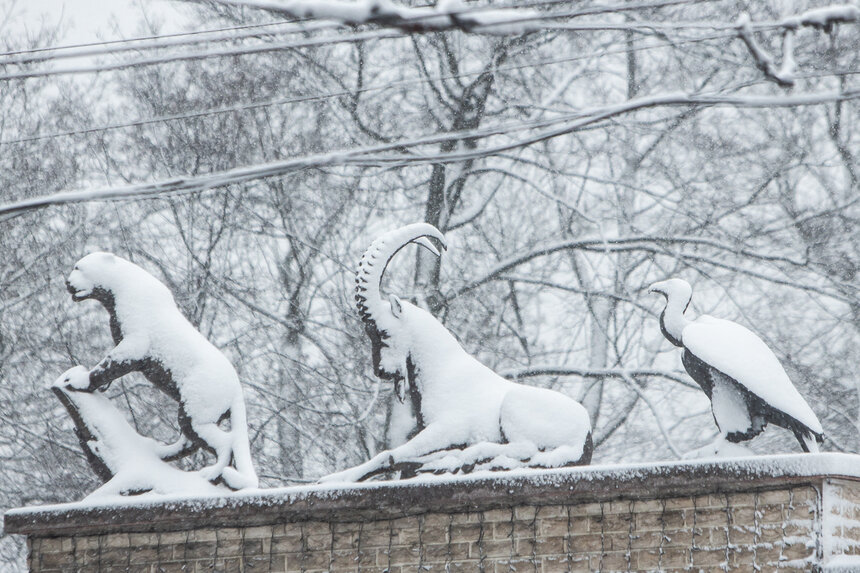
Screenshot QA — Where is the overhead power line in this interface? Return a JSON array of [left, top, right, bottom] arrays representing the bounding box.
[[1, 0, 698, 66], [0, 0, 768, 82], [0, 29, 401, 81], [0, 20, 332, 67], [0, 18, 303, 59], [0, 89, 855, 218], [1, 30, 743, 146]]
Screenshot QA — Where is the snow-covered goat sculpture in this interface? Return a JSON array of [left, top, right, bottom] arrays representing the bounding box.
[[321, 224, 593, 482], [649, 278, 824, 453], [61, 252, 258, 490]]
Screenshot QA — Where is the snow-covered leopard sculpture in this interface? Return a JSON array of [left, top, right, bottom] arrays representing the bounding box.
[[320, 224, 593, 483], [63, 252, 258, 490]]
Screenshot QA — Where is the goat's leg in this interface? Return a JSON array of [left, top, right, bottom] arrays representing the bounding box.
[[318, 424, 452, 483], [412, 441, 538, 473]]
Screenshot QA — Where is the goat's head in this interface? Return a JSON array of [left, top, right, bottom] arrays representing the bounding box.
[[355, 223, 447, 392]]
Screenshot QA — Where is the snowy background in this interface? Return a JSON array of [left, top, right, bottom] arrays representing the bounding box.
[[0, 0, 857, 568]]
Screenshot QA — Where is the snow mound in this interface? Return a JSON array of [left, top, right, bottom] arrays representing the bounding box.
[[682, 437, 755, 460]]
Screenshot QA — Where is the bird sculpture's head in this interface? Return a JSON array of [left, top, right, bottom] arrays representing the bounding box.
[[648, 278, 693, 347], [648, 278, 693, 307]]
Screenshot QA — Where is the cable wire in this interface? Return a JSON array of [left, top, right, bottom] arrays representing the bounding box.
[[0, 20, 334, 67], [0, 0, 742, 81], [0, 29, 741, 146], [0, 88, 855, 218], [0, 18, 304, 58]]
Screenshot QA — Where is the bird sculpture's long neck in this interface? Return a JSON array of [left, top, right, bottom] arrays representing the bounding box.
[[660, 294, 692, 347]]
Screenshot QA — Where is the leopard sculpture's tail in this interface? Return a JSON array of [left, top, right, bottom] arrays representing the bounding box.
[[222, 394, 258, 490]]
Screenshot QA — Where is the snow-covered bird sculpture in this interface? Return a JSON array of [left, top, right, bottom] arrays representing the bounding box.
[[649, 278, 824, 453], [320, 223, 593, 483]]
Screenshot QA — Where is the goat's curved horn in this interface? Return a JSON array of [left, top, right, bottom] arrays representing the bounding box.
[[355, 223, 447, 326]]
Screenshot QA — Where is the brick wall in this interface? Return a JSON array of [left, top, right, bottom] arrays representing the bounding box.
[[8, 454, 860, 572]]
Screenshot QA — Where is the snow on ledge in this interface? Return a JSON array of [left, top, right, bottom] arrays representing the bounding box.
[[6, 453, 860, 536]]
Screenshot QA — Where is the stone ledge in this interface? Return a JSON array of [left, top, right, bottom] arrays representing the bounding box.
[[6, 453, 860, 537]]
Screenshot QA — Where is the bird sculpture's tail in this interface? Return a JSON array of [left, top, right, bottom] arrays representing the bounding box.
[[579, 432, 594, 465], [795, 428, 824, 453]]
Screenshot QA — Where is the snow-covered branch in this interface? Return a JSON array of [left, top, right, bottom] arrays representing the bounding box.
[[503, 365, 697, 390], [736, 14, 795, 88], [1, 90, 855, 219], [737, 5, 859, 87], [181, 0, 794, 37], [181, 0, 542, 35], [781, 4, 860, 31], [450, 234, 820, 299]]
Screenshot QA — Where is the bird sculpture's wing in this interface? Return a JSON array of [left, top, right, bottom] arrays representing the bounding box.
[[682, 315, 823, 435]]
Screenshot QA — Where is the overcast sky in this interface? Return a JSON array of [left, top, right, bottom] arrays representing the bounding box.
[[8, 0, 188, 45]]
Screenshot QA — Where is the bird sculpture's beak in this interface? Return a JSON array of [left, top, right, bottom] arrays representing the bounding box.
[[647, 282, 665, 296]]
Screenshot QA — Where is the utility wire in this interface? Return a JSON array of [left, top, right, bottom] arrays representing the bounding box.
[[0, 28, 400, 81], [2, 0, 691, 64], [0, 88, 854, 218], [0, 0, 750, 81], [12, 28, 855, 148], [0, 29, 741, 146], [0, 18, 304, 58], [0, 20, 755, 82], [4, 23, 852, 145], [0, 20, 333, 67]]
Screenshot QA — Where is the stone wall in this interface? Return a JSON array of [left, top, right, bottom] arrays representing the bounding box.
[[8, 454, 860, 572]]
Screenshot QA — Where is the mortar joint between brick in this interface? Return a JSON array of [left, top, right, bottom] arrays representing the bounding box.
[[477, 510, 486, 573], [386, 518, 394, 573], [724, 491, 732, 570], [599, 501, 606, 572], [658, 497, 667, 571], [507, 506, 516, 573], [299, 521, 308, 573], [626, 499, 635, 572], [446, 512, 455, 570], [690, 491, 698, 570], [328, 520, 336, 572], [530, 505, 539, 573], [417, 513, 425, 571], [565, 504, 573, 573]]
